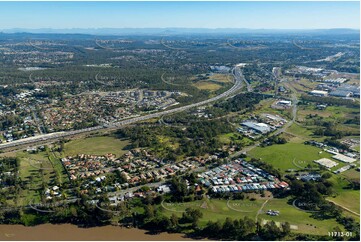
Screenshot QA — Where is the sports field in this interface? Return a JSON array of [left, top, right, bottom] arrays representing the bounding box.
[[247, 143, 333, 172]]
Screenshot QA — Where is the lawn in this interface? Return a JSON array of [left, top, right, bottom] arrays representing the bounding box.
[[247, 143, 334, 172], [326, 175, 360, 218], [17, 151, 57, 206], [160, 197, 345, 235], [286, 124, 315, 140], [342, 168, 360, 180], [161, 198, 262, 226], [48, 150, 69, 184], [62, 136, 130, 157], [258, 198, 344, 235]]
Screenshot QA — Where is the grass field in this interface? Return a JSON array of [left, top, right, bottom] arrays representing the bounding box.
[[17, 151, 57, 205], [258, 198, 343, 235], [161, 197, 344, 235], [161, 198, 263, 226], [193, 81, 223, 91], [296, 104, 359, 136], [342, 168, 360, 180], [326, 175, 360, 219], [247, 143, 333, 172], [208, 74, 233, 83], [62, 136, 130, 157], [48, 150, 69, 184], [192, 73, 232, 92], [286, 124, 314, 139], [217, 132, 253, 146]]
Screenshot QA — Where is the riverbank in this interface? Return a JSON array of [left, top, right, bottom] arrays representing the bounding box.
[[0, 224, 196, 241]]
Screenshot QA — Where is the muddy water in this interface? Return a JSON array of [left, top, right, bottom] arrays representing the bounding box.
[[0, 224, 196, 241]]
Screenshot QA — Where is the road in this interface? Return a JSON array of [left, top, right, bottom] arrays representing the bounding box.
[[230, 79, 299, 158], [160, 72, 181, 86], [30, 105, 46, 135], [107, 166, 206, 199], [0, 66, 244, 150], [325, 198, 360, 216], [234, 65, 252, 92], [255, 199, 270, 223], [273, 90, 298, 136]]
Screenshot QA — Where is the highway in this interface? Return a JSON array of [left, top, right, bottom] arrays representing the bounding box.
[[234, 65, 252, 92], [0, 66, 244, 150]]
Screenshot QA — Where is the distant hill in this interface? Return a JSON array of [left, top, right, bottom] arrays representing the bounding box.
[[0, 28, 359, 36]]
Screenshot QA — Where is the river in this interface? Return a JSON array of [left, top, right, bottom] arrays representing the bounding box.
[[0, 224, 197, 241]]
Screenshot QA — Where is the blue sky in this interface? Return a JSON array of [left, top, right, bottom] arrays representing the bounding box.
[[0, 1, 359, 29]]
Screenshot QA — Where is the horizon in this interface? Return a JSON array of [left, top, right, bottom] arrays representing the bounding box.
[[0, 1, 359, 30], [1, 27, 359, 36]]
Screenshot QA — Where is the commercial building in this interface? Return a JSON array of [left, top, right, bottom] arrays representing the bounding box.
[[310, 90, 328, 97], [322, 78, 347, 84], [332, 153, 356, 163], [241, 121, 271, 134], [329, 84, 360, 98], [314, 158, 338, 169], [329, 90, 353, 97], [277, 100, 292, 106]]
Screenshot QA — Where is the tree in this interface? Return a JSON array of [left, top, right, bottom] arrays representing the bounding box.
[[169, 213, 179, 231], [239, 216, 256, 238], [181, 207, 203, 227], [281, 222, 291, 236], [221, 217, 236, 239], [144, 214, 171, 232], [144, 204, 155, 219], [202, 220, 222, 238], [260, 220, 283, 240]]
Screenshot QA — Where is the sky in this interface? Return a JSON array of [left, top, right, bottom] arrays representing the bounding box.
[[0, 1, 359, 30]]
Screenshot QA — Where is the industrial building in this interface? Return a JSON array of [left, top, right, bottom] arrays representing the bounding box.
[[310, 90, 328, 97], [322, 78, 347, 84], [332, 153, 356, 163], [277, 100, 292, 106], [329, 84, 360, 98], [314, 158, 338, 169], [241, 121, 271, 134]]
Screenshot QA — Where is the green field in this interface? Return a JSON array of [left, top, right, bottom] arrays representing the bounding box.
[[161, 198, 263, 226], [63, 136, 130, 157], [193, 81, 223, 91], [286, 124, 316, 141], [342, 168, 360, 180], [258, 198, 343, 235], [17, 151, 57, 205], [218, 132, 253, 146], [247, 143, 333, 172], [326, 175, 360, 219], [48, 150, 69, 184], [160, 198, 344, 235]]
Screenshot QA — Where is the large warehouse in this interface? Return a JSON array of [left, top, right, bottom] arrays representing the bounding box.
[[241, 121, 271, 134], [310, 90, 328, 97]]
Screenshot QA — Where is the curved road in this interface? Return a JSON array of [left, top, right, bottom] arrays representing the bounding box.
[[0, 67, 244, 150]]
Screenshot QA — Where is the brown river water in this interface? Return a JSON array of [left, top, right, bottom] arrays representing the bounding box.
[[0, 224, 197, 241]]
